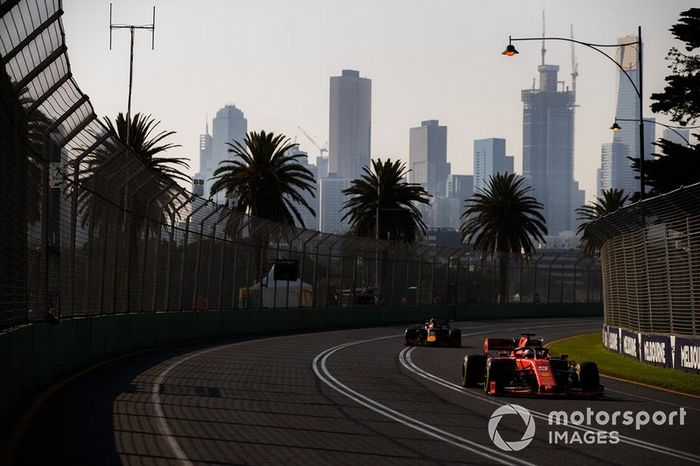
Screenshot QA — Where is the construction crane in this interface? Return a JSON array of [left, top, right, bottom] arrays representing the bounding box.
[[570, 24, 579, 96], [296, 126, 328, 158]]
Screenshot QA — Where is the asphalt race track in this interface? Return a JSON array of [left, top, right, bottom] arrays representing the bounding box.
[[11, 317, 700, 465]]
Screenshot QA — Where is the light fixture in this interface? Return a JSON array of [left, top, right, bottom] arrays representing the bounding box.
[[502, 43, 519, 56], [610, 121, 621, 132]]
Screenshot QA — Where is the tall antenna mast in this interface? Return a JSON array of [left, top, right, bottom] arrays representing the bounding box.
[[109, 3, 156, 142], [570, 24, 579, 98], [541, 10, 546, 66]]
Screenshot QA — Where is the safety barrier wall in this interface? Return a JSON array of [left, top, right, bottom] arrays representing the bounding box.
[[0, 302, 601, 436], [602, 325, 700, 374]]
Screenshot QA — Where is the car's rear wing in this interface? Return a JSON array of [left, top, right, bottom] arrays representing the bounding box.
[[483, 338, 516, 354]]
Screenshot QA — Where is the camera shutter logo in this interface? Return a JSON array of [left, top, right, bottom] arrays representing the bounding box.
[[488, 404, 536, 451]]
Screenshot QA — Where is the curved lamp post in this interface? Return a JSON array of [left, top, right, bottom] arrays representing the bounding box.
[[611, 118, 698, 146], [504, 28, 646, 198]]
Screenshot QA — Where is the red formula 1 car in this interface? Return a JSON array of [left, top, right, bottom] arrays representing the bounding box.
[[405, 319, 461, 347], [461, 333, 603, 397]]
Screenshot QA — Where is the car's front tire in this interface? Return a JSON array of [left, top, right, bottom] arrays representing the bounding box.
[[462, 354, 486, 387]]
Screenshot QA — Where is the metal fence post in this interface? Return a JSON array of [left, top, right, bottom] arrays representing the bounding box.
[[546, 255, 559, 304], [298, 231, 320, 308]]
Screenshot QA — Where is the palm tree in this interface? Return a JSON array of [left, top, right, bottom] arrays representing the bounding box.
[[77, 112, 190, 229], [210, 130, 316, 227], [576, 188, 629, 255], [341, 159, 431, 243], [100, 112, 191, 184], [460, 172, 547, 303]]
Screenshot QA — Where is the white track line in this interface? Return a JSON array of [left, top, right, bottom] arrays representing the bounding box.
[[400, 347, 700, 464], [312, 334, 537, 466], [150, 319, 593, 464]]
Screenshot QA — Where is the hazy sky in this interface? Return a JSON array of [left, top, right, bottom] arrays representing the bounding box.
[[62, 0, 696, 202]]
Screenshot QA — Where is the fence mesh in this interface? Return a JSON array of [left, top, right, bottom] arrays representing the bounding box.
[[587, 182, 700, 337], [0, 0, 601, 331]]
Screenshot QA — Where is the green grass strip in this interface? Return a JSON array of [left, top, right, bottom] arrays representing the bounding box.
[[549, 332, 700, 397]]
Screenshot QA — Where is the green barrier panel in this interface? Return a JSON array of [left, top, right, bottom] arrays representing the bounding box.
[[8, 326, 34, 419], [0, 330, 10, 433], [30, 324, 54, 391], [73, 318, 93, 370]]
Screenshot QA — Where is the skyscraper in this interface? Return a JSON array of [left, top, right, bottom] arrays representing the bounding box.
[[194, 104, 247, 200], [319, 176, 351, 233], [446, 174, 473, 201], [604, 35, 655, 196], [473, 138, 513, 193], [329, 69, 371, 180], [409, 120, 450, 197], [521, 58, 576, 235]]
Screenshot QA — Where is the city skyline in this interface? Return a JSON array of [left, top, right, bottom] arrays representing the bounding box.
[[62, 0, 697, 205]]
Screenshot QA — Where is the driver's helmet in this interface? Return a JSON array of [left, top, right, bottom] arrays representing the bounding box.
[[523, 348, 536, 359]]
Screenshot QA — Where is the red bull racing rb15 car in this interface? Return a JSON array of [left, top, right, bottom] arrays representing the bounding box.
[[461, 333, 603, 397], [405, 318, 461, 347]]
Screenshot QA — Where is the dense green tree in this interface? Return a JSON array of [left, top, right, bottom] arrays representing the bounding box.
[[576, 188, 629, 255], [460, 173, 547, 303], [341, 159, 430, 243], [210, 130, 316, 227]]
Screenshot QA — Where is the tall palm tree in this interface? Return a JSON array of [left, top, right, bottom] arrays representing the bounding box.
[[576, 188, 629, 255], [341, 159, 430, 243], [100, 112, 191, 184], [460, 172, 547, 303], [78, 112, 190, 229], [210, 130, 316, 227]]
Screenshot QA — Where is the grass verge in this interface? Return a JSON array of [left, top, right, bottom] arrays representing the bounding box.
[[549, 332, 700, 397]]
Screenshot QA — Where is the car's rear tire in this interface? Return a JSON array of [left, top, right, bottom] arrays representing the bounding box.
[[485, 359, 515, 394], [449, 329, 462, 347], [462, 354, 486, 387], [576, 361, 600, 390], [405, 328, 417, 346]]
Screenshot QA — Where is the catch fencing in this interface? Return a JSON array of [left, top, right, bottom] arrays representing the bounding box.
[[587, 182, 700, 338], [0, 0, 601, 332]]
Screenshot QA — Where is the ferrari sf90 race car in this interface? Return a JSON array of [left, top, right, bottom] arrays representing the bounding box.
[[405, 319, 461, 347], [461, 333, 603, 397]]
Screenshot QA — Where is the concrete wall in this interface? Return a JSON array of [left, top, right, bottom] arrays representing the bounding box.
[[0, 303, 601, 436]]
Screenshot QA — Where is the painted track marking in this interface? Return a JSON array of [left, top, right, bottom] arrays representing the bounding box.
[[400, 347, 700, 464]]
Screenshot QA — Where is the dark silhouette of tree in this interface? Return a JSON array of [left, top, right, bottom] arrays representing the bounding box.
[[631, 8, 700, 197], [576, 188, 629, 255], [460, 173, 547, 303], [77, 112, 190, 229], [341, 159, 430, 243], [210, 130, 316, 228]]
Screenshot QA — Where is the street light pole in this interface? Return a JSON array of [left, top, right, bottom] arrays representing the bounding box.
[[612, 118, 699, 146], [504, 29, 646, 198]]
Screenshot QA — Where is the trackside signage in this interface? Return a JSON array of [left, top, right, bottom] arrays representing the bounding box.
[[603, 326, 700, 373], [620, 329, 639, 360], [640, 334, 672, 368], [603, 326, 619, 352], [675, 336, 700, 373], [488, 404, 688, 451]]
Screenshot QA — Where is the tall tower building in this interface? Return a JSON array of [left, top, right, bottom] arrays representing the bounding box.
[[319, 176, 351, 233], [193, 120, 213, 197], [194, 104, 248, 200], [521, 57, 576, 235], [473, 138, 514, 193], [329, 69, 371, 179], [604, 35, 655, 196], [409, 120, 450, 197]]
